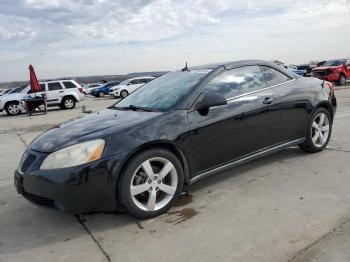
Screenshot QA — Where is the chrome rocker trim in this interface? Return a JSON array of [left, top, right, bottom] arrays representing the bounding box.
[[189, 138, 305, 185]]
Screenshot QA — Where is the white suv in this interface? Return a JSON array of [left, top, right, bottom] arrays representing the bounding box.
[[109, 77, 155, 98], [0, 80, 84, 116]]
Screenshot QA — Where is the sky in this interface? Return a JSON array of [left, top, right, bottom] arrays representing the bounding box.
[[0, 0, 350, 82]]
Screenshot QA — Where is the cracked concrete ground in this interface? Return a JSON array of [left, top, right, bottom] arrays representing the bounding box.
[[0, 89, 350, 262]]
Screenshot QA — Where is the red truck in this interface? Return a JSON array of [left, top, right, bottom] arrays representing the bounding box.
[[312, 59, 350, 86]]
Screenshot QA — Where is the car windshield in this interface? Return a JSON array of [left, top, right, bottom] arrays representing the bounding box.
[[323, 60, 346, 66], [8, 85, 27, 94], [119, 79, 130, 85], [115, 70, 211, 111]]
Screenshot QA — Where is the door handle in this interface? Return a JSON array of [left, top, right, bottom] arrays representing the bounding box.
[[263, 97, 274, 105], [59, 91, 64, 93]]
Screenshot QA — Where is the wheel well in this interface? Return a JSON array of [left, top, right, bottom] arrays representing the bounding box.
[[116, 142, 190, 189], [317, 102, 334, 119], [62, 95, 76, 102], [4, 100, 19, 108]]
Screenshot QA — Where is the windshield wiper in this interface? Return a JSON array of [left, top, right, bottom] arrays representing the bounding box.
[[115, 105, 154, 112]]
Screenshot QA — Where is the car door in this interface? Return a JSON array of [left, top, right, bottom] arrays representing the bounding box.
[[46, 82, 64, 105], [128, 79, 142, 93], [260, 65, 309, 143], [188, 65, 281, 174]]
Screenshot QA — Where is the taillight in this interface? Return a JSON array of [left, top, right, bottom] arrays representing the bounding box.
[[78, 87, 83, 93], [325, 81, 334, 90]]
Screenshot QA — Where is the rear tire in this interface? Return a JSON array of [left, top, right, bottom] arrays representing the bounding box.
[[118, 148, 184, 218], [5, 101, 21, 116], [299, 108, 332, 153], [61, 97, 76, 110], [98, 92, 105, 98]]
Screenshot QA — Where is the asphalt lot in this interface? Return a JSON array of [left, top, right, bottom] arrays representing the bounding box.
[[1, 88, 350, 262]]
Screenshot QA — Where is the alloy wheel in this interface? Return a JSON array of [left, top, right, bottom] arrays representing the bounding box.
[[311, 112, 330, 148], [8, 104, 20, 115], [65, 99, 74, 108], [121, 90, 128, 98], [130, 157, 178, 212], [340, 76, 346, 86]]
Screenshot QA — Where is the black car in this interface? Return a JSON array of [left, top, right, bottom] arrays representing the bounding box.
[[15, 60, 337, 218], [297, 64, 316, 77]]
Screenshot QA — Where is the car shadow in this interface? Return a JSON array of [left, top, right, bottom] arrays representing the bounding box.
[[0, 147, 308, 255]]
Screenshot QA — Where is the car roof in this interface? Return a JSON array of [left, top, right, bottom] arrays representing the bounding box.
[[189, 60, 275, 71], [39, 80, 75, 84], [128, 76, 155, 80]]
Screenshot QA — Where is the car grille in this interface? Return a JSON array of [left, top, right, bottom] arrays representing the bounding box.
[[19, 153, 37, 173], [23, 190, 55, 207]]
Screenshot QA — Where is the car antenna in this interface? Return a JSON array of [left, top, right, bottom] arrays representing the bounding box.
[[182, 62, 189, 72]]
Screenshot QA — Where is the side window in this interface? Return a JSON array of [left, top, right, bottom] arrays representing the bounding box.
[[47, 82, 63, 91], [130, 79, 139, 85], [62, 81, 77, 89], [139, 79, 148, 84], [203, 65, 267, 99], [260, 66, 291, 87]]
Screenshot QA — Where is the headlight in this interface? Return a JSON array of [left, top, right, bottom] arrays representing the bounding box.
[[40, 139, 105, 170]]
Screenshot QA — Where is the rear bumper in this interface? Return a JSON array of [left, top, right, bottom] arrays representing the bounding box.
[[14, 149, 126, 214]]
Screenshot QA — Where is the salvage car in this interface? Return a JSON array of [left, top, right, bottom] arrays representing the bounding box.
[[15, 60, 336, 218], [312, 59, 350, 86]]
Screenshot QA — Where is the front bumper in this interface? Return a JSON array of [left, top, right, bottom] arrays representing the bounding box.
[[312, 73, 339, 82], [110, 90, 120, 96], [14, 149, 125, 214]]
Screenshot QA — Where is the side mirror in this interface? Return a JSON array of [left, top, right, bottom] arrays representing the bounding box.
[[195, 93, 227, 111]]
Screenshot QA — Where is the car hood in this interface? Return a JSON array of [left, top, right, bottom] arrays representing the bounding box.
[[30, 108, 161, 153], [1, 92, 25, 100]]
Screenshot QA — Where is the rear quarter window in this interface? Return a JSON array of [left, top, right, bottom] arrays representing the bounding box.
[[62, 81, 78, 89], [260, 66, 292, 87]]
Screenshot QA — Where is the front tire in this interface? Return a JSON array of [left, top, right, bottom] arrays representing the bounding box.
[[299, 108, 332, 153], [5, 102, 21, 116], [337, 74, 346, 86], [120, 90, 129, 99], [118, 148, 184, 218]]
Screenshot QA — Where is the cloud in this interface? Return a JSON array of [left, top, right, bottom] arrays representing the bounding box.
[[0, 0, 350, 81]]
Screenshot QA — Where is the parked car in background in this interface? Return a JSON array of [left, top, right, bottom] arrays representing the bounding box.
[[317, 61, 326, 67], [0, 80, 84, 116], [91, 81, 121, 97], [272, 61, 306, 76], [312, 59, 350, 86], [285, 65, 306, 76], [0, 88, 14, 96], [109, 77, 155, 98], [297, 64, 316, 77], [82, 83, 102, 95], [15, 60, 336, 218]]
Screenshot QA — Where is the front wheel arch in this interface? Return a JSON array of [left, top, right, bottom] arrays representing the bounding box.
[[4, 100, 21, 115], [115, 142, 190, 196]]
